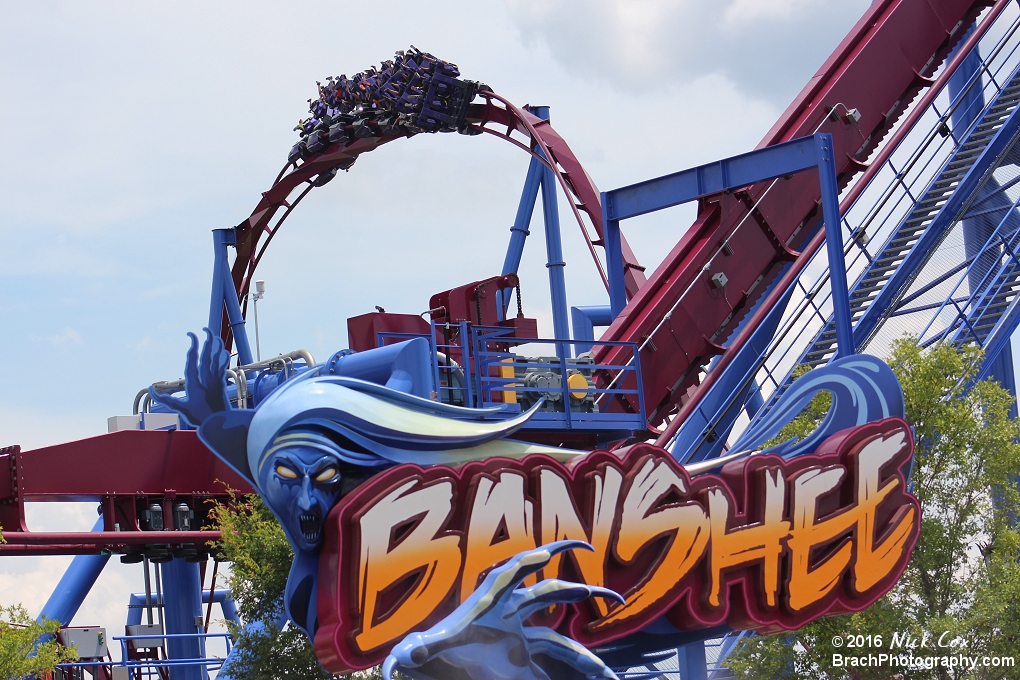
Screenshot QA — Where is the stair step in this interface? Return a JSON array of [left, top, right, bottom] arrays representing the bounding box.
[[903, 215, 933, 227], [862, 263, 901, 277]]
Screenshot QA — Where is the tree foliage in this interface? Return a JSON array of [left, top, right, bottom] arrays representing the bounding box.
[[210, 491, 395, 679], [0, 530, 78, 679], [0, 604, 78, 678], [209, 490, 334, 679], [727, 340, 1020, 679]]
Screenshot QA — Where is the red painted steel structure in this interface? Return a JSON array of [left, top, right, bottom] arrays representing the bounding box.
[[1, 533, 220, 556], [2, 0, 1000, 554], [653, 0, 1013, 447], [596, 0, 995, 429], [226, 94, 648, 350], [0, 433, 251, 554]]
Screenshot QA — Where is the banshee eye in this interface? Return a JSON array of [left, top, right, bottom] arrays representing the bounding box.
[[276, 465, 299, 479], [315, 467, 338, 482]]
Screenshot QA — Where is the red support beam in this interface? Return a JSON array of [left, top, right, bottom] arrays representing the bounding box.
[[654, 0, 1013, 447], [0, 430, 251, 552], [0, 430, 251, 503], [1, 531, 219, 546]]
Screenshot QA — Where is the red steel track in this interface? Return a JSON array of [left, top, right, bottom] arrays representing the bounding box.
[[2, 0, 1003, 551], [225, 92, 648, 348], [0, 433, 251, 553], [596, 0, 995, 429]]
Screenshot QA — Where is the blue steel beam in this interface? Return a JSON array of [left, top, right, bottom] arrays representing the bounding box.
[[210, 229, 254, 366], [949, 41, 1018, 409], [496, 105, 572, 346], [676, 641, 708, 680], [941, 207, 1020, 406], [816, 135, 855, 357], [497, 105, 549, 319], [161, 559, 207, 680], [498, 156, 542, 318], [541, 154, 571, 350], [38, 517, 110, 628], [603, 211, 627, 317], [977, 293, 1020, 384], [571, 305, 613, 354], [603, 133, 853, 355], [207, 229, 230, 336], [604, 135, 824, 222]]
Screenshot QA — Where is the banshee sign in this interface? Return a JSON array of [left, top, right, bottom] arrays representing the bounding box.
[[155, 330, 915, 675], [315, 417, 919, 672]]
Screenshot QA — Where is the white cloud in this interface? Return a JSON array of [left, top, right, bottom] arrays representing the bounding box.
[[723, 0, 823, 24], [48, 327, 84, 346], [504, 0, 871, 103]]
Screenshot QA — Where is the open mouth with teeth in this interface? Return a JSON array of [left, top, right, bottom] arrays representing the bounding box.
[[299, 512, 322, 543]]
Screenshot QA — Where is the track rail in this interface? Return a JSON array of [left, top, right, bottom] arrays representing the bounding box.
[[660, 0, 1019, 454], [0, 432, 251, 551], [224, 92, 647, 349], [595, 0, 994, 430]]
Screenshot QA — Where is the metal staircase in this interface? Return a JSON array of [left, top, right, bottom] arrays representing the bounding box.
[[951, 254, 1020, 342], [657, 6, 1020, 679], [798, 68, 1020, 368], [916, 199, 1020, 358]]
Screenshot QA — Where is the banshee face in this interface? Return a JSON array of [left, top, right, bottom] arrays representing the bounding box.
[[260, 445, 343, 552]]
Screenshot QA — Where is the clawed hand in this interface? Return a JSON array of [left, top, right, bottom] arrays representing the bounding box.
[[149, 329, 232, 428]]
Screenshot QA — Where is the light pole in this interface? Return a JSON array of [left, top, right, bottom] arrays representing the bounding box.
[[251, 280, 265, 362]]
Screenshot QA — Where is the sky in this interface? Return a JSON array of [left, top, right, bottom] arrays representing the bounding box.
[[0, 0, 874, 665]]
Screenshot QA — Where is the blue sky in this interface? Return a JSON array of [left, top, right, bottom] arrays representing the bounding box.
[[0, 0, 872, 662]]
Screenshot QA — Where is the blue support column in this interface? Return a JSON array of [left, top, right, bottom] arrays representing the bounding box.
[[676, 641, 708, 680], [210, 229, 254, 366], [38, 517, 110, 628], [949, 34, 1018, 416], [219, 592, 240, 627], [603, 207, 627, 318], [207, 230, 227, 335], [744, 381, 765, 417], [161, 558, 206, 680], [948, 26, 985, 135], [529, 106, 571, 352], [603, 133, 831, 321], [816, 134, 855, 358], [498, 156, 544, 318], [571, 305, 613, 354]]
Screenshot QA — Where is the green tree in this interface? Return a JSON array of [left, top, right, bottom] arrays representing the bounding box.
[[0, 533, 78, 678], [727, 339, 1020, 679], [0, 603, 78, 678], [210, 492, 393, 679], [210, 491, 334, 679]]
